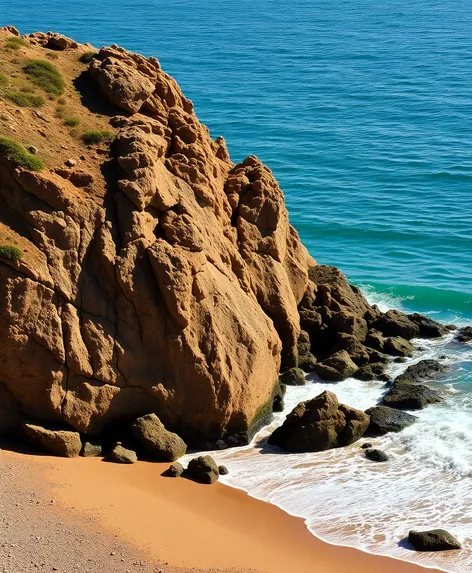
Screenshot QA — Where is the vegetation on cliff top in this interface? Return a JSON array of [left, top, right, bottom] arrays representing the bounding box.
[[0, 136, 44, 171], [23, 59, 65, 96], [6, 91, 44, 107], [3, 36, 28, 51]]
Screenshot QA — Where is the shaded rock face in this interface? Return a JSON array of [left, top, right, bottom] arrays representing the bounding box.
[[456, 326, 472, 343], [280, 367, 305, 386], [22, 421, 82, 457], [130, 413, 187, 461], [268, 391, 369, 452], [365, 406, 417, 436], [408, 530, 462, 552]]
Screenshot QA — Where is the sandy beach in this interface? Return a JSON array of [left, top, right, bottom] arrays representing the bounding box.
[[0, 445, 447, 573]]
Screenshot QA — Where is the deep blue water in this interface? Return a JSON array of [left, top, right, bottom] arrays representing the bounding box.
[[2, 0, 472, 323]]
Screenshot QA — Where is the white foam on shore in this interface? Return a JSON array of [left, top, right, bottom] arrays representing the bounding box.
[[182, 336, 472, 572]]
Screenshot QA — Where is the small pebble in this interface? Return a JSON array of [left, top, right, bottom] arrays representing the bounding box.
[[65, 159, 76, 167], [27, 146, 38, 155]]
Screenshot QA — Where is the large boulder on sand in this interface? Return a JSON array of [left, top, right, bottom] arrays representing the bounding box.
[[408, 530, 461, 552], [130, 413, 187, 461], [22, 421, 82, 457], [365, 406, 417, 436], [186, 455, 219, 484], [314, 350, 358, 381], [268, 391, 369, 452], [107, 443, 137, 464]]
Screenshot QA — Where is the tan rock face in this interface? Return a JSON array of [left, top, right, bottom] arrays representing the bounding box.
[[0, 40, 313, 447]]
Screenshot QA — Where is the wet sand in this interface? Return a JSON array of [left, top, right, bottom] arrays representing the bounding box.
[[1, 448, 448, 573]]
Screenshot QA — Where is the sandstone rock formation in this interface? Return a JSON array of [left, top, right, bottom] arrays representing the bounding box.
[[0, 28, 459, 453], [268, 391, 370, 452], [22, 421, 82, 457]]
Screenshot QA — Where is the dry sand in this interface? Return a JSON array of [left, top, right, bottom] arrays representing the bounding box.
[[0, 445, 448, 573]]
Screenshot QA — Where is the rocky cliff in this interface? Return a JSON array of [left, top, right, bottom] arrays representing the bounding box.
[[0, 28, 453, 451]]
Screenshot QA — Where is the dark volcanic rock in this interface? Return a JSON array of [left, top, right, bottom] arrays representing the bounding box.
[[314, 350, 358, 381], [372, 310, 420, 340], [130, 413, 187, 461], [280, 367, 306, 386], [383, 382, 443, 410], [162, 462, 184, 477], [365, 406, 417, 436], [456, 326, 472, 343], [364, 448, 389, 462], [186, 455, 219, 484], [395, 360, 447, 385], [408, 530, 462, 552], [268, 391, 370, 452], [407, 313, 451, 338]]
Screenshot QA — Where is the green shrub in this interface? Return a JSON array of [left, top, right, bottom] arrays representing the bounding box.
[[82, 130, 114, 145], [0, 73, 8, 86], [4, 37, 28, 51], [6, 91, 44, 107], [0, 245, 24, 262], [22, 59, 65, 95], [0, 136, 44, 171], [64, 116, 80, 127], [79, 51, 96, 64]]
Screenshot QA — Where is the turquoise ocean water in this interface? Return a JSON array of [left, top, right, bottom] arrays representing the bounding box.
[[2, 1, 471, 570]]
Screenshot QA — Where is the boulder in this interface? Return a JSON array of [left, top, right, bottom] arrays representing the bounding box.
[[383, 336, 414, 357], [365, 406, 417, 436], [372, 310, 420, 340], [130, 414, 187, 461], [364, 448, 389, 462], [407, 314, 451, 338], [330, 310, 368, 341], [335, 334, 370, 365], [383, 382, 443, 410], [186, 455, 219, 484], [107, 443, 137, 464], [395, 360, 447, 385], [361, 442, 373, 449], [456, 326, 472, 343], [408, 530, 461, 552], [162, 462, 184, 477], [268, 391, 370, 452], [365, 330, 384, 351], [272, 382, 286, 412], [314, 350, 358, 381], [280, 368, 306, 386], [80, 440, 103, 457], [22, 421, 82, 457], [218, 465, 229, 475]]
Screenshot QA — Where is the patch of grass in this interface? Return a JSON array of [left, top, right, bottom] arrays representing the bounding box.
[[22, 59, 65, 96], [6, 91, 44, 107], [0, 245, 24, 262], [4, 37, 28, 51], [82, 130, 114, 145], [0, 73, 8, 86], [45, 52, 58, 60], [64, 116, 80, 127], [57, 97, 66, 105], [0, 136, 44, 171], [79, 51, 96, 64]]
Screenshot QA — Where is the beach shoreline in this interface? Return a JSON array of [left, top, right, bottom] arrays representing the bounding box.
[[1, 447, 450, 573]]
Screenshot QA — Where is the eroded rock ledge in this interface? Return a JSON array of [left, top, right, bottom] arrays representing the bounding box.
[[0, 28, 460, 452]]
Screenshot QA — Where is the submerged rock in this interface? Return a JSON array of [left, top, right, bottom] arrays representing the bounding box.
[[383, 382, 443, 410], [408, 530, 461, 552], [407, 313, 452, 338], [186, 455, 219, 484], [22, 421, 82, 458], [395, 360, 447, 385], [365, 406, 417, 436], [268, 391, 369, 452], [456, 326, 472, 343], [130, 413, 187, 461], [364, 448, 389, 462]]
